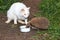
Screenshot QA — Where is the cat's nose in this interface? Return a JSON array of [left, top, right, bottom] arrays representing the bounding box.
[[24, 14, 26, 15]]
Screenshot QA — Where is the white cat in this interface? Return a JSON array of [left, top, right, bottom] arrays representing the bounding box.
[[5, 2, 30, 24]]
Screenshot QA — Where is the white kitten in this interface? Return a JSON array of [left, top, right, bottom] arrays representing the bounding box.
[[5, 2, 30, 24]]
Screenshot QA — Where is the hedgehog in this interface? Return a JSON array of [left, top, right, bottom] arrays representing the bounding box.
[[26, 17, 50, 29]]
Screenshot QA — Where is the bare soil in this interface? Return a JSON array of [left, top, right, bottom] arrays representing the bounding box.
[[0, 13, 37, 40]]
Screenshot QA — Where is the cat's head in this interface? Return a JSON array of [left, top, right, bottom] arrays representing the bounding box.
[[20, 7, 30, 18]]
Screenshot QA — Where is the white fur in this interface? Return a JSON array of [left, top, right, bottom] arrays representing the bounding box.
[[5, 2, 30, 24]]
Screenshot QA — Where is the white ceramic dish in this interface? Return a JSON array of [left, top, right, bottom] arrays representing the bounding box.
[[20, 25, 26, 29], [20, 25, 30, 32]]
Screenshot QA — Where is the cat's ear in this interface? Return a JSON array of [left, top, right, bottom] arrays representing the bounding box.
[[27, 7, 30, 10]]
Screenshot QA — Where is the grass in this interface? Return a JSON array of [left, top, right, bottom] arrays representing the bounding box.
[[33, 0, 60, 40], [0, 0, 22, 12]]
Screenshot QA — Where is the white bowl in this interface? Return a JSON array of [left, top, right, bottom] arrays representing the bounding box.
[[20, 25, 26, 29], [20, 25, 30, 32]]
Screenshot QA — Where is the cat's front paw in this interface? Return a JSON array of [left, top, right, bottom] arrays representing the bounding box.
[[25, 22, 28, 24], [14, 23, 17, 24], [14, 22, 17, 24], [20, 22, 26, 24], [18, 20, 25, 24]]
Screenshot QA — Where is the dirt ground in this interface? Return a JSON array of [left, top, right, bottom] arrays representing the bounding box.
[[0, 13, 38, 40], [0, 0, 41, 40]]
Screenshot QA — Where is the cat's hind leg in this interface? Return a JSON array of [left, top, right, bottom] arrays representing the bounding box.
[[5, 18, 11, 24]]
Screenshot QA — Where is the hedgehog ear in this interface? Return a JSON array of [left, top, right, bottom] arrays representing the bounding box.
[[27, 7, 30, 10], [21, 9, 25, 11]]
